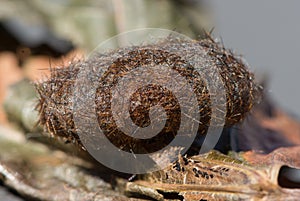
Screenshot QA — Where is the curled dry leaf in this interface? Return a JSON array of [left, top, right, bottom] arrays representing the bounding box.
[[241, 146, 300, 169], [126, 150, 300, 201], [0, 126, 140, 201]]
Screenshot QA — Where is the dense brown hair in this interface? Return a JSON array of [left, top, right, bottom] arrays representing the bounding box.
[[35, 37, 261, 154]]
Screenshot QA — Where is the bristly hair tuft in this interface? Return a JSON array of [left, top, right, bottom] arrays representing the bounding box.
[[35, 37, 262, 154]]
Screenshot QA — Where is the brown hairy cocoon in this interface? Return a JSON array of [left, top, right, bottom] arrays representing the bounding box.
[[35, 37, 261, 154]]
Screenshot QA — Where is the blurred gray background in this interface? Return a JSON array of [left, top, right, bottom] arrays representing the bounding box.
[[211, 0, 300, 115]]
